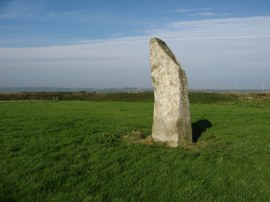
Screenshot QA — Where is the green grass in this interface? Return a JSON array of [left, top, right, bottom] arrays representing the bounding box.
[[0, 100, 270, 201]]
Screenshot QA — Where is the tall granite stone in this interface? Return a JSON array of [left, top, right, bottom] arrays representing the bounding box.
[[150, 38, 192, 147]]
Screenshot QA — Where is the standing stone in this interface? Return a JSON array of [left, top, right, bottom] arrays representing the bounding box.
[[150, 38, 192, 147]]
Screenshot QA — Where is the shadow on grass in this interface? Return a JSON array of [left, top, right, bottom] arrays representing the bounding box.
[[192, 119, 212, 143]]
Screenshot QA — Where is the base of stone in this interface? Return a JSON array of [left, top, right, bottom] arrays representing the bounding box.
[[152, 137, 178, 147]]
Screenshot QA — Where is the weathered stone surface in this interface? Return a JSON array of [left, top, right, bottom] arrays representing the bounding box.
[[150, 38, 192, 147]]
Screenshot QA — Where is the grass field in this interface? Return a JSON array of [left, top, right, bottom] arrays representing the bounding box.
[[1, 96, 270, 201]]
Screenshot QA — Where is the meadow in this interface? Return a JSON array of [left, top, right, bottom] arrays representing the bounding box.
[[0, 93, 270, 201]]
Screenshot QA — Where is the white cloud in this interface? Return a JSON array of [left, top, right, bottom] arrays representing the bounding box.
[[188, 12, 217, 17], [167, 8, 194, 13], [1, 16, 270, 89], [167, 7, 228, 18], [167, 7, 214, 14]]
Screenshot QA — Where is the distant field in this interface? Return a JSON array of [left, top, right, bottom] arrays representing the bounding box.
[[1, 91, 270, 104], [0, 95, 270, 201]]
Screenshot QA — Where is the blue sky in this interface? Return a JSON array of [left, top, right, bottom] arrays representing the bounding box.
[[0, 0, 270, 89]]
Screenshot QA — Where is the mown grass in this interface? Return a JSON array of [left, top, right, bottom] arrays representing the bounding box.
[[0, 99, 270, 201]]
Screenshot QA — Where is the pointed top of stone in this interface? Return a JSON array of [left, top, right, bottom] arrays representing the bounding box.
[[150, 37, 180, 66]]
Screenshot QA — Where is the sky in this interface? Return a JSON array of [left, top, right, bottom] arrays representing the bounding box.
[[0, 0, 270, 89]]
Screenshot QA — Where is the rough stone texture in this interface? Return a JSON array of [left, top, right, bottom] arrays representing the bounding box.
[[150, 38, 192, 147]]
